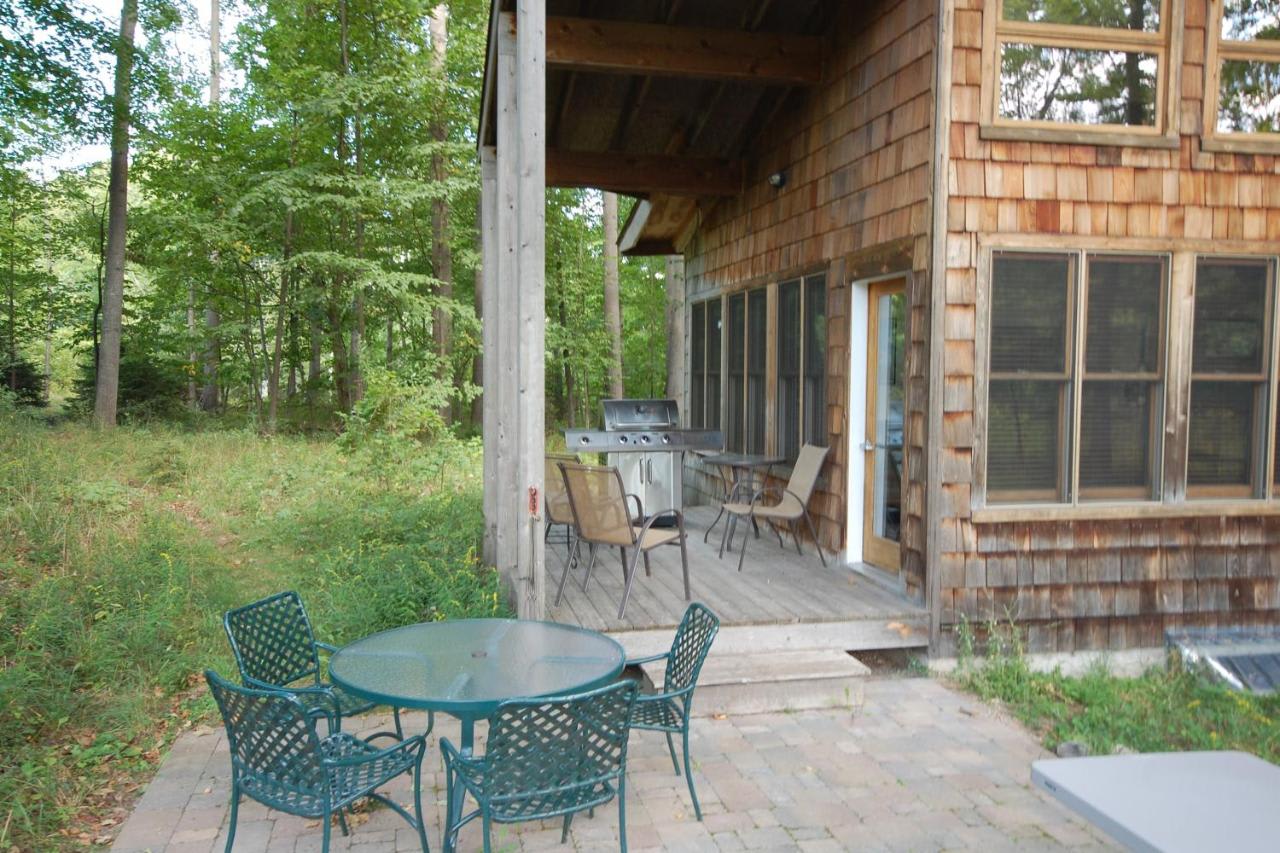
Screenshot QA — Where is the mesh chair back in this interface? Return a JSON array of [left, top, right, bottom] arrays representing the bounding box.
[[545, 455, 577, 526], [559, 462, 634, 546], [785, 445, 829, 510], [664, 603, 720, 694], [484, 681, 638, 801], [224, 591, 320, 688], [205, 670, 326, 798]]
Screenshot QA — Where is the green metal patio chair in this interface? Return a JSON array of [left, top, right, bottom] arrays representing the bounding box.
[[625, 602, 720, 820], [441, 680, 639, 853], [223, 591, 427, 737], [205, 670, 431, 853]]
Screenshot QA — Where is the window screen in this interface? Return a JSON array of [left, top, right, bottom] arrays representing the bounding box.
[[727, 293, 746, 453], [1079, 256, 1165, 499], [804, 274, 828, 447], [987, 252, 1075, 502], [746, 289, 768, 454], [691, 301, 706, 429], [706, 299, 722, 431], [777, 280, 802, 463], [1188, 258, 1273, 497]]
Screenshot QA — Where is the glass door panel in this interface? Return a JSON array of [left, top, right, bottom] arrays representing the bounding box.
[[863, 280, 906, 572]]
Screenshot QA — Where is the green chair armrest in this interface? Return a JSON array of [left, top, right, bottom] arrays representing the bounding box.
[[323, 733, 426, 769], [315, 641, 339, 655], [625, 651, 670, 667]]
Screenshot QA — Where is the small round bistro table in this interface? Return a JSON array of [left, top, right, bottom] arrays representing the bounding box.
[[698, 452, 786, 543], [328, 619, 626, 853]]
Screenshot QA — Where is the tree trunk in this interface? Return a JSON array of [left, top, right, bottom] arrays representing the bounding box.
[[93, 0, 138, 428], [429, 3, 454, 421], [7, 191, 16, 392], [665, 254, 684, 402], [602, 191, 624, 399], [286, 312, 298, 398], [267, 210, 293, 430], [199, 0, 222, 411], [328, 281, 352, 412], [307, 308, 322, 404], [186, 285, 196, 406]]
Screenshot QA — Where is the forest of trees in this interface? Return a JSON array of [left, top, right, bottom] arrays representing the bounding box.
[[2, 0, 668, 436]]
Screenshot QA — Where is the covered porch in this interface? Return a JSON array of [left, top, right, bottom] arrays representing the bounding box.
[[548, 506, 927, 650]]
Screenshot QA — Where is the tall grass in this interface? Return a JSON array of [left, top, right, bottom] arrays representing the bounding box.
[[0, 402, 501, 848]]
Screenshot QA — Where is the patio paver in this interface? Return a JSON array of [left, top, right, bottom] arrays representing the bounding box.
[[110, 678, 1114, 852]]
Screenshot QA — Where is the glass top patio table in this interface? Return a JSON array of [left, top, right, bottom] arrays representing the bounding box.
[[328, 618, 625, 724]]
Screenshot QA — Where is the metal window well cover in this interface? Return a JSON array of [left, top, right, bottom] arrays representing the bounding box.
[[1165, 627, 1280, 694]]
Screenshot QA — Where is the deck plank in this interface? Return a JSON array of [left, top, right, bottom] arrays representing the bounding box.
[[548, 506, 926, 634]]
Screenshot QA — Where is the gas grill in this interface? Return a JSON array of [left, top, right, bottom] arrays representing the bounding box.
[[564, 398, 723, 525]]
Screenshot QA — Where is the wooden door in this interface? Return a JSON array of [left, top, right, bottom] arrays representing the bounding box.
[[863, 279, 906, 573]]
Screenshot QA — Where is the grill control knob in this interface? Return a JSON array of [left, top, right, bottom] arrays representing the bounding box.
[[640, 434, 651, 444], [662, 434, 671, 444], [579, 435, 590, 445], [618, 435, 628, 444]]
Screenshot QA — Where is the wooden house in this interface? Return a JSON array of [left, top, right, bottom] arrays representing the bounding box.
[[477, 0, 1280, 655]]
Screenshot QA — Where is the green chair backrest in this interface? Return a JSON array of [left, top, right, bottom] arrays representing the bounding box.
[[205, 670, 326, 800], [483, 680, 638, 801], [224, 591, 321, 688], [665, 603, 720, 694]]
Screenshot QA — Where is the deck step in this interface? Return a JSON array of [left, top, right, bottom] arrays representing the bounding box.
[[640, 649, 870, 717], [610, 616, 928, 660]]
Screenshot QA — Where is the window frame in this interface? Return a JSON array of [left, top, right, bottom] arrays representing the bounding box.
[[1203, 0, 1280, 153], [775, 272, 830, 465], [979, 0, 1183, 148], [980, 248, 1172, 507], [689, 297, 722, 430]]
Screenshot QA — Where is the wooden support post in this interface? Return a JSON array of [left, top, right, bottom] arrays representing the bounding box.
[[480, 146, 498, 565], [495, 21, 519, 597], [515, 0, 547, 621]]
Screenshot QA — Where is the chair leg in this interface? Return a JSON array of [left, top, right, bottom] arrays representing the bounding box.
[[617, 546, 644, 619], [792, 522, 804, 556], [322, 808, 333, 853], [679, 538, 691, 600], [412, 754, 431, 853], [393, 707, 405, 739], [224, 783, 239, 853], [802, 511, 827, 567], [770, 521, 785, 549], [643, 550, 651, 577], [581, 544, 599, 591], [737, 516, 751, 572], [664, 731, 680, 774], [425, 710, 434, 736], [554, 538, 576, 605], [337, 808, 350, 836], [560, 813, 573, 843], [482, 813, 493, 853], [683, 725, 703, 821], [619, 774, 629, 853]]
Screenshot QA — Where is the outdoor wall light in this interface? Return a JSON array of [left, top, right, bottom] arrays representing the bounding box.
[[768, 170, 788, 189]]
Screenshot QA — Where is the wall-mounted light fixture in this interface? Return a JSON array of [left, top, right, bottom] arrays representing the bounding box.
[[767, 170, 788, 189]]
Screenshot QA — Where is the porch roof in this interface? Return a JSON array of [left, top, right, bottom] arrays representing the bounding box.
[[479, 0, 839, 254]]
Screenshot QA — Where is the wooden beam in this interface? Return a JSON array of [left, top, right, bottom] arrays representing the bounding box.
[[546, 149, 743, 196], [545, 15, 823, 85]]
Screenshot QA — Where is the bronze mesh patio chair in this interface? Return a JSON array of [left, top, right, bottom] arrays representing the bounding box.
[[545, 453, 579, 565], [555, 461, 690, 620], [718, 444, 829, 572]]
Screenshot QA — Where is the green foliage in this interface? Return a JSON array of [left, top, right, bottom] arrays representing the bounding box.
[[954, 616, 1280, 762], [70, 346, 185, 420], [0, 420, 497, 848], [1, 353, 46, 405]]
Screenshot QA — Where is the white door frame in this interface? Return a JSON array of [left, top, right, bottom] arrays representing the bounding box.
[[844, 270, 911, 568]]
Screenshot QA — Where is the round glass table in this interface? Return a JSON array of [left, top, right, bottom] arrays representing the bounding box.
[[329, 619, 625, 852]]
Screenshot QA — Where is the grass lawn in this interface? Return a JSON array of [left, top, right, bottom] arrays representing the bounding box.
[[0, 406, 503, 849], [953, 622, 1280, 763]]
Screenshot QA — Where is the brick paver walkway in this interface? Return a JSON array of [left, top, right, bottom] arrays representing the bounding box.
[[110, 678, 1112, 852]]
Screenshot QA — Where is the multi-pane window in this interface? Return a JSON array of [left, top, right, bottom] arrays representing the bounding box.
[[984, 0, 1173, 136], [714, 274, 828, 458], [1187, 258, 1274, 497], [986, 251, 1168, 504], [689, 300, 721, 430], [776, 274, 829, 464], [1206, 1, 1280, 141]]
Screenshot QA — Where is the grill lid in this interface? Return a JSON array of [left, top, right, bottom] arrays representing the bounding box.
[[602, 398, 680, 431]]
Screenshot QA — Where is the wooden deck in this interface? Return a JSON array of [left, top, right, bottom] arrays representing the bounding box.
[[548, 506, 928, 652]]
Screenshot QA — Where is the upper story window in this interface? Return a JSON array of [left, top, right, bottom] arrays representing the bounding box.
[[1205, 0, 1280, 149], [982, 0, 1178, 143]]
